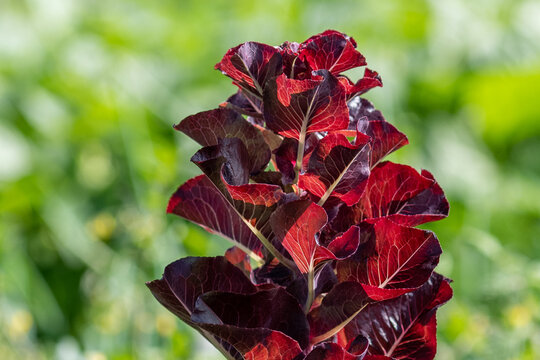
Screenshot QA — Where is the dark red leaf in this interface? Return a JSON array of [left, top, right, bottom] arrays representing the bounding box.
[[325, 225, 361, 259], [341, 272, 453, 360], [263, 71, 349, 140], [221, 90, 263, 118], [347, 98, 408, 166], [148, 259, 302, 359], [299, 30, 366, 75], [192, 287, 309, 349], [193, 326, 303, 360], [354, 162, 449, 226], [308, 282, 371, 344], [298, 132, 371, 206], [176, 108, 271, 174], [279, 41, 311, 80], [346, 335, 370, 357], [215, 42, 283, 97], [336, 219, 442, 301], [339, 68, 383, 100], [244, 331, 303, 360], [250, 171, 293, 193], [225, 246, 252, 275], [253, 260, 337, 308], [274, 138, 300, 184], [146, 275, 191, 323], [155, 32, 452, 360], [167, 175, 264, 258], [191, 137, 250, 187], [146, 256, 256, 329], [270, 200, 332, 273], [304, 342, 363, 360], [274, 135, 319, 184], [147, 273, 242, 359], [223, 181, 292, 265], [394, 169, 450, 226]]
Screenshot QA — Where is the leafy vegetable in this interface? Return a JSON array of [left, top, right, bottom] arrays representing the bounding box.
[[149, 30, 452, 360]]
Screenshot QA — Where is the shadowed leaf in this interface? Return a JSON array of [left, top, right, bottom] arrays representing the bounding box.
[[176, 108, 270, 174], [341, 273, 453, 360], [167, 175, 263, 257], [192, 287, 309, 349]]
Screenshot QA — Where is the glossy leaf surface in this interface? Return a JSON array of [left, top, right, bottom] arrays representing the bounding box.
[[342, 273, 453, 359], [299, 30, 366, 74], [263, 71, 348, 140], [299, 132, 371, 206], [153, 30, 452, 360], [270, 200, 333, 273], [337, 219, 442, 301], [308, 281, 371, 344], [167, 175, 263, 257], [355, 162, 449, 226], [215, 42, 283, 96]]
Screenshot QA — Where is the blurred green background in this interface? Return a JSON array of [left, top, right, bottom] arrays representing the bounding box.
[[1, 0, 539, 359]]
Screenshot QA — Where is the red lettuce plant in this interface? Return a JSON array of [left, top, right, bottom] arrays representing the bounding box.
[[147, 30, 452, 360]]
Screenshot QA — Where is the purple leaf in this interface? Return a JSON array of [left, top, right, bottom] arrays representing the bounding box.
[[341, 273, 453, 360], [347, 98, 408, 166], [221, 90, 263, 118], [176, 108, 271, 174], [191, 137, 250, 187], [167, 175, 264, 258], [308, 281, 371, 344], [192, 287, 309, 349], [146, 256, 257, 356], [215, 42, 283, 97]]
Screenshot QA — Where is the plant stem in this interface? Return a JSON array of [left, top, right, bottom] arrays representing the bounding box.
[[293, 126, 307, 184], [310, 304, 368, 345], [242, 219, 296, 271], [293, 85, 320, 184], [304, 267, 314, 313]]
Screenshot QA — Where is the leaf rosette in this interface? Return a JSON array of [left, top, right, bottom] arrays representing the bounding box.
[[149, 30, 452, 360]]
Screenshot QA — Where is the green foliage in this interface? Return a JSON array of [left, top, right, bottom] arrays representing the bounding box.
[[1, 0, 539, 359]]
